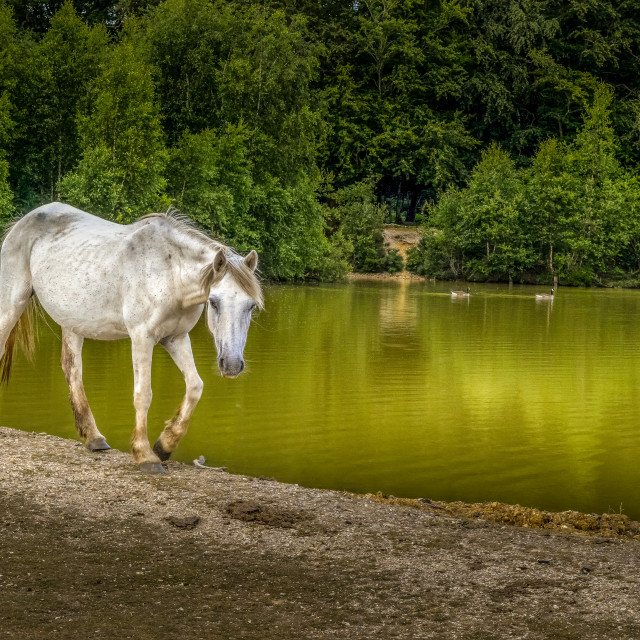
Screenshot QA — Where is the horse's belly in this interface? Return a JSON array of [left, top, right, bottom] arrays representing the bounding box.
[[32, 270, 129, 339], [29, 233, 132, 339], [38, 296, 129, 340]]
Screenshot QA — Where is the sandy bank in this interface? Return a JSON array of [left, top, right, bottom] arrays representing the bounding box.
[[348, 225, 425, 281], [1, 426, 639, 639]]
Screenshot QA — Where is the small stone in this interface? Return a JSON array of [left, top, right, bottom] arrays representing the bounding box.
[[165, 515, 200, 529]]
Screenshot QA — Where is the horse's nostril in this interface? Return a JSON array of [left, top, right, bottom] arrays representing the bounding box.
[[239, 361, 245, 373], [219, 357, 225, 370]]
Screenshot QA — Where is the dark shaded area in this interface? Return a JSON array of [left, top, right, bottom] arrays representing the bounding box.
[[0, 493, 379, 639], [1, 489, 640, 639]]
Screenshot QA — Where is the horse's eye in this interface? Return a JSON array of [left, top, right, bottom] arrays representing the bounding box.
[[249, 303, 257, 312], [209, 298, 219, 312]]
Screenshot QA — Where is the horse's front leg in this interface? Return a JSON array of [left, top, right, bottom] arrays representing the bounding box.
[[131, 334, 164, 474], [153, 333, 204, 461], [61, 329, 110, 451]]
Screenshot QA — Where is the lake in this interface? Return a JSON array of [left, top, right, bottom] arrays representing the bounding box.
[[2, 280, 640, 520]]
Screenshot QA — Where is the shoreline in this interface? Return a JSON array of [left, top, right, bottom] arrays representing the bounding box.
[[2, 426, 640, 638], [347, 271, 425, 281]]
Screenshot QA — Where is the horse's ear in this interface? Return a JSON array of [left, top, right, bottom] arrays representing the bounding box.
[[244, 250, 258, 272], [214, 251, 227, 273]]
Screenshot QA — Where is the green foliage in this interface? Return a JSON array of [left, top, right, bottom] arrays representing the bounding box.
[[145, 0, 322, 185], [380, 248, 404, 274], [0, 8, 15, 226], [0, 158, 15, 226], [406, 228, 458, 279], [59, 24, 168, 221], [416, 143, 537, 281], [1, 0, 640, 282], [7, 2, 108, 206], [248, 176, 342, 280], [318, 0, 478, 204], [408, 87, 640, 284], [144, 0, 334, 279], [328, 181, 387, 273], [167, 125, 253, 237]]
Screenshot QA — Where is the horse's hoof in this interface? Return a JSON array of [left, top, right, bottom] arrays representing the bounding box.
[[87, 437, 111, 451], [153, 439, 171, 461], [140, 462, 166, 475]]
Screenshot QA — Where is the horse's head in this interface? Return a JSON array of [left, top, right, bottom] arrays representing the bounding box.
[[206, 250, 262, 378]]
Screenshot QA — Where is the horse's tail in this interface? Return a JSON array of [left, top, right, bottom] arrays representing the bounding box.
[[1, 296, 38, 386]]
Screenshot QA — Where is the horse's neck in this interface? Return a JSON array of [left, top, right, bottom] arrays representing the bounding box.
[[169, 233, 219, 309]]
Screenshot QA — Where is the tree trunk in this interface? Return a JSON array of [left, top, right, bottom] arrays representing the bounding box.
[[405, 190, 418, 223]]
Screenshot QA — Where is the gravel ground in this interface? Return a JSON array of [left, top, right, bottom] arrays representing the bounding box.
[[1, 426, 639, 640]]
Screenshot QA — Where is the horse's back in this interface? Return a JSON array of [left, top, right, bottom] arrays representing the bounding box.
[[3, 204, 206, 340], [7, 204, 145, 338], [9, 202, 126, 242]]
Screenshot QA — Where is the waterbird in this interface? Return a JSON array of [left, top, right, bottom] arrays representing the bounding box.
[[451, 287, 470, 297], [535, 288, 554, 300]]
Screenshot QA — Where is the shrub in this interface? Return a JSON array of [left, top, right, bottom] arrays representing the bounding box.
[[381, 248, 404, 273]]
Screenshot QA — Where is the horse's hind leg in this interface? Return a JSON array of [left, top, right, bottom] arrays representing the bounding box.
[[0, 285, 31, 357], [0, 252, 34, 363], [153, 334, 203, 461], [61, 330, 110, 451]]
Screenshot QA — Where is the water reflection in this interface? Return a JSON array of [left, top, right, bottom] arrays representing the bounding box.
[[2, 281, 640, 519], [379, 279, 418, 333]]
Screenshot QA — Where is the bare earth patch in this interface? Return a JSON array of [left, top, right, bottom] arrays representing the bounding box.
[[1, 426, 639, 639], [349, 225, 425, 281]]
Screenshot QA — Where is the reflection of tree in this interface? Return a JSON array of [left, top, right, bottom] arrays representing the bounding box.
[[378, 280, 418, 334]]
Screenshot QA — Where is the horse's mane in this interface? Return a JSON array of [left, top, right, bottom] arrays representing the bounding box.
[[140, 211, 263, 309]]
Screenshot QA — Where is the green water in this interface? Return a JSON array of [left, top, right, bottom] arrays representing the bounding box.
[[2, 281, 640, 519]]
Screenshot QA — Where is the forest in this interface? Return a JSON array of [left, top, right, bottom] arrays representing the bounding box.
[[0, 0, 639, 283]]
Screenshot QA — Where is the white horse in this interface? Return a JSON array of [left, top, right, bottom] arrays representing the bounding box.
[[0, 202, 263, 473]]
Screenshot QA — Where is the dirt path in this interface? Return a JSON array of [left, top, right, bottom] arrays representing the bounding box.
[[1, 426, 640, 639]]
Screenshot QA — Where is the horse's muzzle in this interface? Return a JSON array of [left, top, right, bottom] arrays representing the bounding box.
[[218, 356, 245, 378]]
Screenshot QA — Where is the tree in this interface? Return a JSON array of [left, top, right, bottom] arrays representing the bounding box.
[[8, 0, 117, 32], [167, 124, 254, 241], [146, 0, 322, 184], [0, 2, 16, 223], [146, 0, 336, 279], [23, 3, 107, 202], [316, 0, 477, 215], [60, 24, 167, 221], [409, 85, 640, 285], [326, 181, 387, 272]]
